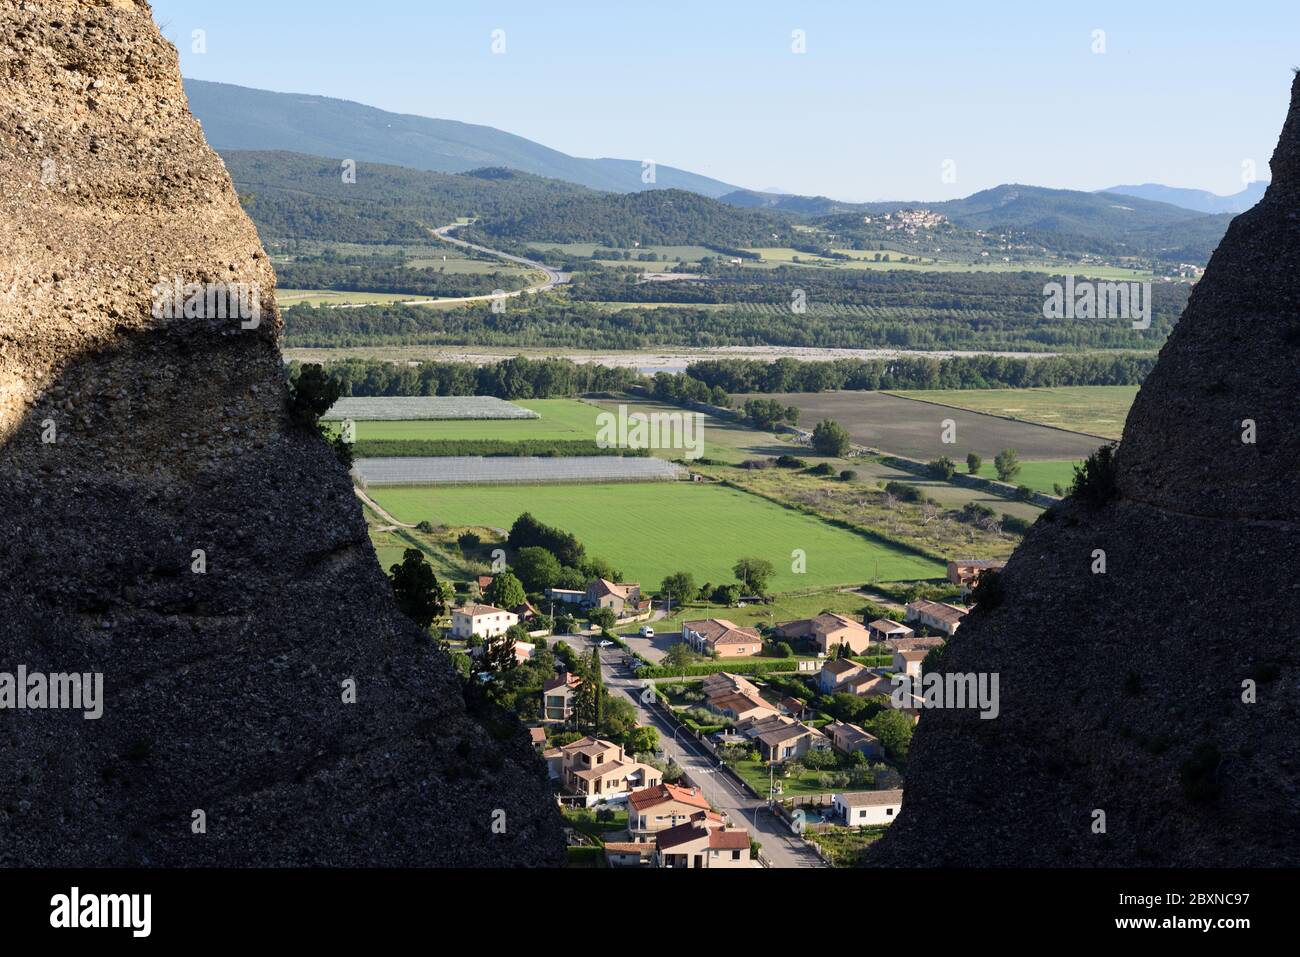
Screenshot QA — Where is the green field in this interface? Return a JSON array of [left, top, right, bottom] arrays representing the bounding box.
[[887, 386, 1138, 440], [741, 248, 1152, 279], [977, 460, 1080, 496], [350, 397, 803, 464], [368, 481, 943, 591]]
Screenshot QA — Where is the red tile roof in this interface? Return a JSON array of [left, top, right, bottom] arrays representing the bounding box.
[[628, 783, 710, 813]]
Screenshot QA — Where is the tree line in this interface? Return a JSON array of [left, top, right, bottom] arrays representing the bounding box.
[[677, 352, 1157, 394]]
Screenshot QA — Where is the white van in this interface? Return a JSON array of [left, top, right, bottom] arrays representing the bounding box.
[[640, 626, 656, 639]]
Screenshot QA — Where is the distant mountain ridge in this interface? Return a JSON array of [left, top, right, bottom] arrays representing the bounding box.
[[1101, 181, 1270, 214], [183, 79, 741, 198], [724, 183, 1233, 263]]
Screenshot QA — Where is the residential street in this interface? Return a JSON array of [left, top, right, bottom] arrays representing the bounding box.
[[555, 634, 826, 868]]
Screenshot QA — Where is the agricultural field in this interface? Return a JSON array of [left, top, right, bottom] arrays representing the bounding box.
[[368, 480, 945, 591], [887, 386, 1139, 440], [323, 396, 539, 422], [741, 391, 1107, 462], [976, 460, 1080, 496], [355, 455, 685, 486], [741, 247, 1153, 279], [277, 289, 444, 307], [273, 241, 537, 278], [340, 396, 807, 463], [528, 242, 718, 263], [341, 398, 600, 442]]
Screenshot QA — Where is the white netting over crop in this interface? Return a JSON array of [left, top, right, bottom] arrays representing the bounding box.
[[354, 456, 687, 487], [322, 397, 540, 422]]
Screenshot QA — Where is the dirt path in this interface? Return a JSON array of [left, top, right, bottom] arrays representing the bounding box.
[[355, 487, 416, 529]]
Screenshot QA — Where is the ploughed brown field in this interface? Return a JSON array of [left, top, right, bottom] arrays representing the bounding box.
[[737, 391, 1109, 462]]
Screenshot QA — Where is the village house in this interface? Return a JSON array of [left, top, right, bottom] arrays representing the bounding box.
[[701, 672, 762, 698], [627, 783, 713, 839], [734, 713, 828, 761], [586, 579, 646, 616], [603, 842, 655, 868], [905, 599, 968, 637], [826, 720, 883, 760], [778, 696, 808, 720], [707, 690, 776, 722], [833, 789, 904, 827], [888, 636, 948, 655], [819, 657, 866, 694], [527, 727, 548, 750], [544, 587, 586, 606], [682, 619, 763, 658], [846, 672, 894, 699], [546, 736, 662, 805], [654, 813, 752, 868], [867, 618, 915, 644], [449, 603, 519, 640], [542, 672, 581, 723], [893, 649, 928, 679], [775, 612, 874, 655], [947, 559, 1006, 591]]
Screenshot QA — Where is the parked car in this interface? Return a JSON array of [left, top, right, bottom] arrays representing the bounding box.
[[640, 626, 656, 638], [598, 640, 614, 648]]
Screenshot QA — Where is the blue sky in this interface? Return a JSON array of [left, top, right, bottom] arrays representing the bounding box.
[[151, 0, 1298, 201]]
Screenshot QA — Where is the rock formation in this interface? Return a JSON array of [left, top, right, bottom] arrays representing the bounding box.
[[870, 73, 1300, 867], [0, 0, 564, 866]]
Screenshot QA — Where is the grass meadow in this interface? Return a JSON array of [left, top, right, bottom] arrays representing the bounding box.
[[369, 480, 944, 591]]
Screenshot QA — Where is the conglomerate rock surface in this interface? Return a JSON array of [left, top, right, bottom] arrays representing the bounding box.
[[0, 0, 564, 866], [871, 74, 1300, 867]]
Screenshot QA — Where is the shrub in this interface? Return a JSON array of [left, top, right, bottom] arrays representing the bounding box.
[[1015, 485, 1035, 502], [966, 452, 983, 474], [928, 456, 957, 480], [1070, 443, 1120, 507], [1001, 513, 1032, 535], [994, 447, 1021, 482], [840, 470, 859, 482], [775, 455, 807, 469], [812, 419, 852, 457], [807, 462, 838, 477], [884, 481, 925, 503]]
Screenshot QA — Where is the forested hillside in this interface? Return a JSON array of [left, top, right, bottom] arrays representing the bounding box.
[[226, 150, 792, 248]]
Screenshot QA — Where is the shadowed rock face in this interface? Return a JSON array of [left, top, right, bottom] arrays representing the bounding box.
[[0, 0, 564, 866], [870, 75, 1300, 868]]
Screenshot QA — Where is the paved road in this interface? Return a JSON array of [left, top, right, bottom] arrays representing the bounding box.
[[555, 634, 826, 868], [430, 222, 568, 302]]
